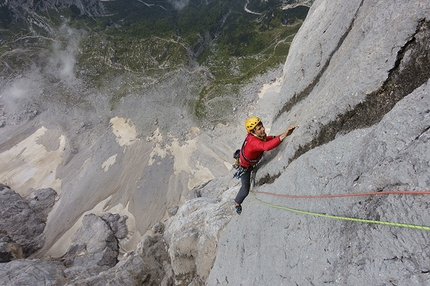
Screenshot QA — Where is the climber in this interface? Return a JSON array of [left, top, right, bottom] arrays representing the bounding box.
[[234, 116, 295, 215]]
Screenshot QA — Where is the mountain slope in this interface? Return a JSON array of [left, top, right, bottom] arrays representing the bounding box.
[[0, 0, 311, 259]]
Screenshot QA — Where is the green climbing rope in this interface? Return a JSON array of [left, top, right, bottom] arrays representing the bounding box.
[[250, 191, 430, 231]]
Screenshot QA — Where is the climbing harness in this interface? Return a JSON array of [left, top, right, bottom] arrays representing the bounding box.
[[250, 190, 430, 231], [233, 166, 248, 179], [232, 134, 262, 179]]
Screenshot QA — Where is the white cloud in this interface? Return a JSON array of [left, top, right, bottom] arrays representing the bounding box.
[[47, 25, 85, 85], [167, 0, 190, 10], [0, 76, 42, 113]]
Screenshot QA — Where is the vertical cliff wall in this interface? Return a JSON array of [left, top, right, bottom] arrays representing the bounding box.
[[208, 0, 430, 284]]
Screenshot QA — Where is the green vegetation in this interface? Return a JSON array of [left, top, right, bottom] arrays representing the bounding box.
[[0, 0, 310, 122]]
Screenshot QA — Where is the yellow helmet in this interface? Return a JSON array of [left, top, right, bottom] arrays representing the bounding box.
[[245, 116, 261, 132]]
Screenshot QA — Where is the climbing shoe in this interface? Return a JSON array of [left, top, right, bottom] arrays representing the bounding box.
[[235, 205, 242, 215]]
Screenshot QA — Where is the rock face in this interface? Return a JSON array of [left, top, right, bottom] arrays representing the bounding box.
[[207, 0, 430, 285], [0, 185, 56, 262]]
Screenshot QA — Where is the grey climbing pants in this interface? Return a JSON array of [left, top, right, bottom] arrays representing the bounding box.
[[234, 166, 254, 205]]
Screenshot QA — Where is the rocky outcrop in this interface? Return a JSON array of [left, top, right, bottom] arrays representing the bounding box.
[[0, 185, 56, 262], [0, 186, 171, 285], [62, 213, 125, 280], [0, 259, 67, 285], [65, 221, 172, 286]]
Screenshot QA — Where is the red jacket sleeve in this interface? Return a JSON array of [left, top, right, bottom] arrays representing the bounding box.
[[249, 135, 281, 151]]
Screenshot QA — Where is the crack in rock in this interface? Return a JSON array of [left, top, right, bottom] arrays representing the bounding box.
[[275, 0, 365, 120]]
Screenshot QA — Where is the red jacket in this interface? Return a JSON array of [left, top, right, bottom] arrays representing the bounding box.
[[240, 134, 281, 168]]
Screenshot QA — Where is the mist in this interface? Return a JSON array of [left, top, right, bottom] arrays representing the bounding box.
[[0, 24, 85, 118], [0, 76, 42, 114], [47, 25, 85, 86], [167, 0, 190, 10]]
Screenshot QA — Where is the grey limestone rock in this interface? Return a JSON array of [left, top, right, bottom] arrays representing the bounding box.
[[0, 187, 57, 262], [28, 188, 57, 222], [101, 213, 128, 240], [65, 253, 148, 286], [68, 229, 173, 286], [62, 213, 122, 280], [167, 206, 179, 216], [0, 259, 67, 286]]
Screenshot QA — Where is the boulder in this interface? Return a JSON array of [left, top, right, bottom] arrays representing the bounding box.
[[101, 213, 128, 240], [28, 188, 57, 221], [62, 213, 126, 280], [0, 259, 66, 285], [66, 253, 149, 286], [0, 186, 57, 262]]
